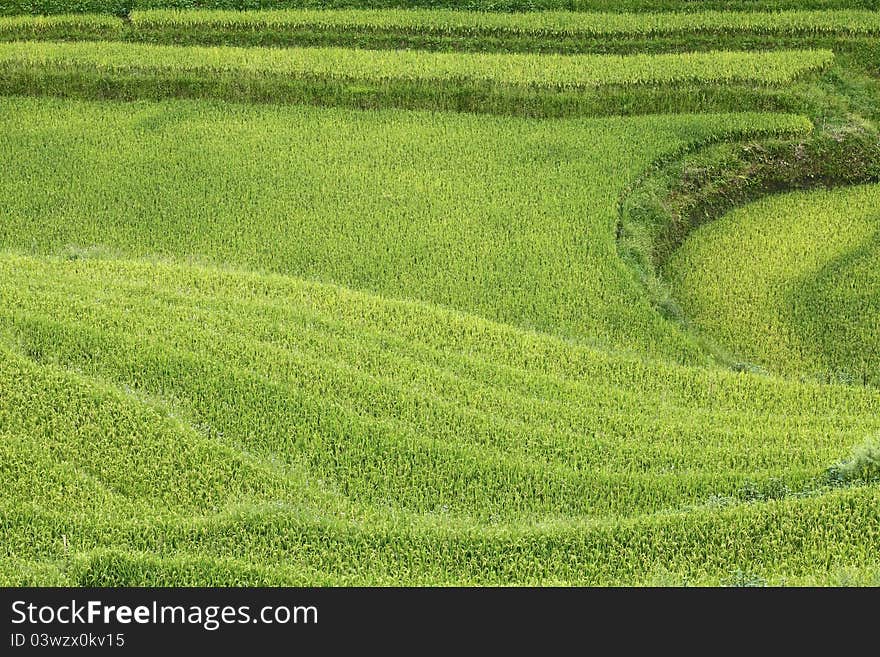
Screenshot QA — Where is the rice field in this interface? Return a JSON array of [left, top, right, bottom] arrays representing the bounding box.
[[667, 184, 880, 387], [1, 2, 878, 587], [0, 41, 834, 88], [5, 9, 880, 43]]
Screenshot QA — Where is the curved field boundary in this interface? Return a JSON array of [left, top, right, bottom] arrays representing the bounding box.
[[1, 3, 879, 587], [665, 184, 880, 386], [3, 247, 880, 586], [0, 97, 810, 357], [616, 124, 880, 363]]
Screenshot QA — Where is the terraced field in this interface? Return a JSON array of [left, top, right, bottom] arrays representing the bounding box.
[[1, 2, 878, 586], [668, 184, 880, 387]]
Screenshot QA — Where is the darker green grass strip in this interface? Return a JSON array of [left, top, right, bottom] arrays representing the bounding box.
[[4, 1, 878, 18], [0, 64, 817, 117]]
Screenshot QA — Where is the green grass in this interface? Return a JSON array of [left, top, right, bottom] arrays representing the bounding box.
[[2, 95, 877, 586], [2, 253, 879, 585], [3, 1, 876, 18], [666, 184, 880, 387], [126, 7, 880, 40], [0, 39, 832, 115], [4, 10, 880, 54], [0, 97, 810, 357], [1, 4, 879, 587], [0, 13, 124, 40], [137, 8, 880, 35], [0, 41, 834, 87]]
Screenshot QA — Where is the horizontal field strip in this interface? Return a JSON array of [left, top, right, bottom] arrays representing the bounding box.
[[87, 487, 880, 586], [129, 9, 880, 38], [3, 1, 878, 18], [8, 486, 880, 586], [0, 41, 833, 88], [5, 255, 879, 453], [0, 41, 830, 114], [1, 10, 879, 55]]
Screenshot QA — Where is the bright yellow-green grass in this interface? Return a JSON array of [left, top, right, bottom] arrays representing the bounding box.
[[0, 97, 809, 359], [1, 97, 878, 586], [667, 184, 880, 386], [127, 8, 880, 37], [1, 7, 878, 587], [0, 41, 834, 88], [2, 253, 879, 586]]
